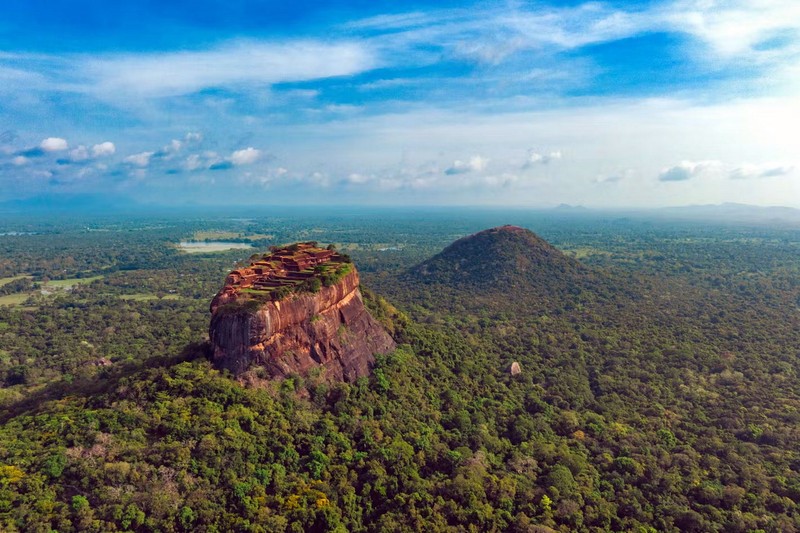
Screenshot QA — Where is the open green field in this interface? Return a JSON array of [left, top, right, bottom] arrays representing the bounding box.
[[0, 275, 31, 287], [0, 293, 31, 306], [46, 275, 104, 288], [563, 246, 614, 259], [118, 293, 183, 301]]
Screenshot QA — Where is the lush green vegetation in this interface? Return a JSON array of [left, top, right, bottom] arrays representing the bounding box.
[[0, 208, 799, 531]]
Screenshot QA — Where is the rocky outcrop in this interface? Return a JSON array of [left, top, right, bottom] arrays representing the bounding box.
[[209, 268, 395, 382]]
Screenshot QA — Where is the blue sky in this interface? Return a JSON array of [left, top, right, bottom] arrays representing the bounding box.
[[1, 0, 798, 207]]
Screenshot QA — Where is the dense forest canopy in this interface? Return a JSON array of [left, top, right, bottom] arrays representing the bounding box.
[[0, 207, 799, 532]]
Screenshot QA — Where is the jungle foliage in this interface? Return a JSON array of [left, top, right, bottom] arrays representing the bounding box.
[[0, 209, 799, 532]]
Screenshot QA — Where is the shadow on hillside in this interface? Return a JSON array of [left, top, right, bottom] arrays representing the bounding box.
[[0, 341, 212, 424]]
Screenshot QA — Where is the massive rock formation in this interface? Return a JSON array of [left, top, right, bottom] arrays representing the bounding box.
[[209, 244, 395, 382]]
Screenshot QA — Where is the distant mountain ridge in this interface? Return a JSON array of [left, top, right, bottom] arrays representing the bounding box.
[[653, 202, 800, 223]]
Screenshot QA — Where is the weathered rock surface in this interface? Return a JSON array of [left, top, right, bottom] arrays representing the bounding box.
[[209, 268, 395, 382]]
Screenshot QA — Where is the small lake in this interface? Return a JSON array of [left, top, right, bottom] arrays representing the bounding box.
[[178, 241, 254, 253]]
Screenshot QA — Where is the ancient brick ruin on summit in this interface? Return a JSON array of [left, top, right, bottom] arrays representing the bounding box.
[[216, 242, 347, 300]]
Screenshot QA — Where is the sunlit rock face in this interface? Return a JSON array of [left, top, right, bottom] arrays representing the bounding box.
[[210, 264, 395, 382]]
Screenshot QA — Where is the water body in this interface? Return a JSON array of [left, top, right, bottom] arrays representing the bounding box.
[[178, 241, 254, 253]]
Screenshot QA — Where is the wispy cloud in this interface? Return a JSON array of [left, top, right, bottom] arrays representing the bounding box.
[[667, 0, 800, 58], [658, 160, 721, 182], [730, 163, 794, 179], [444, 155, 489, 175], [82, 40, 377, 99]]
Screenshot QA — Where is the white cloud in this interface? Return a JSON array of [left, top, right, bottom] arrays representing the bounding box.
[[166, 139, 182, 153], [11, 155, 29, 166], [730, 163, 794, 179], [347, 173, 371, 184], [445, 155, 489, 175], [84, 40, 377, 98], [658, 160, 721, 182], [69, 145, 90, 161], [240, 166, 291, 187], [184, 154, 204, 171], [185, 132, 203, 143], [227, 96, 797, 206], [67, 142, 115, 161], [667, 0, 800, 58], [157, 139, 183, 160], [124, 151, 154, 167], [594, 169, 633, 184], [230, 147, 261, 166], [481, 173, 519, 187], [526, 150, 563, 166], [91, 141, 115, 157], [76, 166, 95, 179], [40, 137, 68, 152]]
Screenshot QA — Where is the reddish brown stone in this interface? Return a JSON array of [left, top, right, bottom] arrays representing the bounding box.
[[209, 246, 395, 383]]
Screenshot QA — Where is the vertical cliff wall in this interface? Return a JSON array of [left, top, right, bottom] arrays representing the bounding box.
[[209, 269, 395, 382]]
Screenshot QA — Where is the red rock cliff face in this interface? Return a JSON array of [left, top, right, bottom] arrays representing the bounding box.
[[209, 269, 395, 382]]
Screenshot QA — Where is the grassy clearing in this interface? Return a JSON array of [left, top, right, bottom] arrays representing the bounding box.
[[0, 275, 31, 287], [0, 293, 31, 306], [46, 275, 104, 288], [118, 294, 182, 301], [564, 247, 613, 259]]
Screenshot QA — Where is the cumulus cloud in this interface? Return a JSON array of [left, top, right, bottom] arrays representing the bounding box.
[[184, 150, 225, 171], [91, 141, 115, 157], [63, 141, 115, 162], [124, 151, 154, 167], [69, 145, 90, 162], [658, 160, 721, 182], [445, 155, 489, 175], [153, 139, 185, 161], [40, 137, 68, 152], [525, 150, 562, 166], [230, 147, 262, 166], [730, 164, 794, 179], [11, 156, 29, 166]]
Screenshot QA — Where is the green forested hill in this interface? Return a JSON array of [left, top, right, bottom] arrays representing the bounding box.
[[402, 225, 628, 317], [1, 216, 800, 532]]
